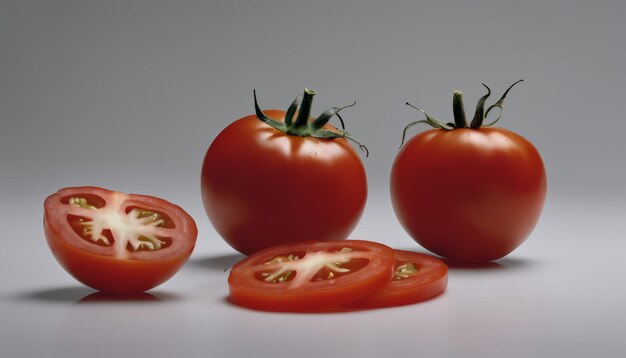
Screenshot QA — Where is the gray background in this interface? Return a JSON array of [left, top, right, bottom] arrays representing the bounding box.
[[2, 0, 625, 357]]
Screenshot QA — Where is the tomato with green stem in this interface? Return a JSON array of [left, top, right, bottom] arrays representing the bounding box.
[[44, 186, 197, 293], [391, 81, 546, 263], [201, 89, 368, 255], [227, 240, 396, 312]]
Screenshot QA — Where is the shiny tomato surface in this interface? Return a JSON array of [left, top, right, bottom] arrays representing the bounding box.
[[44, 186, 197, 293], [391, 127, 546, 263], [201, 110, 367, 255]]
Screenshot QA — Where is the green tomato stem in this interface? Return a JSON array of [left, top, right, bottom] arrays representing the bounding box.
[[252, 89, 369, 157], [291, 88, 315, 130], [469, 84, 492, 129], [452, 90, 467, 128], [400, 80, 524, 147]]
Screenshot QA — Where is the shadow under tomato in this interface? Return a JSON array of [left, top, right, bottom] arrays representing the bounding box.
[[495, 256, 538, 270], [395, 246, 537, 272], [15, 286, 96, 303], [442, 259, 504, 270], [443, 256, 538, 271], [15, 286, 181, 304], [188, 253, 245, 272], [77, 291, 167, 304]]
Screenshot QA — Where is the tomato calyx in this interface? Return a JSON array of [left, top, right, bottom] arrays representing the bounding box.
[[253, 88, 369, 156], [400, 79, 524, 147]]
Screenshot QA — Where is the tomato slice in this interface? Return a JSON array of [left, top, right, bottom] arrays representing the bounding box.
[[44, 186, 197, 293], [228, 240, 396, 312], [345, 250, 448, 308]]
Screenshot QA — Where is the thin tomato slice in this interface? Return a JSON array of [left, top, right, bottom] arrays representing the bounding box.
[[44, 186, 197, 293], [345, 250, 448, 308], [227, 240, 395, 312]]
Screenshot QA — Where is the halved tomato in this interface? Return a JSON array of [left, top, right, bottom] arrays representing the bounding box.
[[44, 186, 197, 293], [227, 240, 396, 312], [345, 250, 448, 308]]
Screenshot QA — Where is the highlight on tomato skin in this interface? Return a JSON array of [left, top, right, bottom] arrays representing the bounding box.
[[227, 240, 397, 312], [44, 186, 198, 294]]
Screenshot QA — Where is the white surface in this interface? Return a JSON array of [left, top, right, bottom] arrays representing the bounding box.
[[2, 191, 625, 358]]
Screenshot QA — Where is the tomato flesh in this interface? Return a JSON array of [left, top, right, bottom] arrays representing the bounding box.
[[345, 250, 448, 308], [228, 240, 395, 312], [44, 186, 197, 293]]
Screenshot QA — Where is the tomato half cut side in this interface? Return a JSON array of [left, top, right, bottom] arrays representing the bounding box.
[[44, 186, 197, 293], [345, 250, 448, 309], [227, 240, 396, 312]]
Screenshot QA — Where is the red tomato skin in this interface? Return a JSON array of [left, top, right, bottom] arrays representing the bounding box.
[[45, 221, 190, 293], [345, 250, 448, 309], [44, 186, 197, 293], [201, 110, 367, 255], [391, 128, 547, 263]]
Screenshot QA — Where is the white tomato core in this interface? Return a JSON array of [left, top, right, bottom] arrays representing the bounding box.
[[68, 192, 169, 258]]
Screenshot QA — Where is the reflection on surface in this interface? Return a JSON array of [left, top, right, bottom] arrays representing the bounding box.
[[14, 286, 180, 304], [77, 291, 162, 304], [55, 293, 192, 358]]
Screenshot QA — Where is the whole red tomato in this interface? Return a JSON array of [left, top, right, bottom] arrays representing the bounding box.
[[391, 81, 546, 263], [201, 89, 368, 255]]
